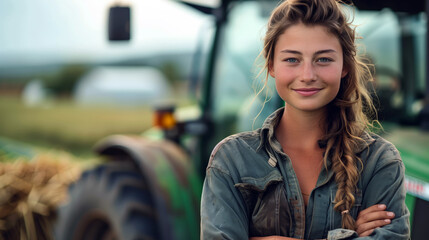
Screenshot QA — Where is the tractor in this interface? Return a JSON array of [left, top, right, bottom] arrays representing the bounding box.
[[54, 0, 429, 239]]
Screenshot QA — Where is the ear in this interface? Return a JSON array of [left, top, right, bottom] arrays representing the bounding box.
[[341, 67, 348, 78], [269, 62, 275, 78]]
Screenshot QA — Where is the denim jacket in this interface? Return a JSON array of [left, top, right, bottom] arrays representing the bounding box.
[[201, 108, 410, 239]]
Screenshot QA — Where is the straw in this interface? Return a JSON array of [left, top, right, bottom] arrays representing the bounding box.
[[0, 153, 81, 240]]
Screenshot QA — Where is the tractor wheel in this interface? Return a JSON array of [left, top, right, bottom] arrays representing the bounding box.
[[55, 161, 159, 240]]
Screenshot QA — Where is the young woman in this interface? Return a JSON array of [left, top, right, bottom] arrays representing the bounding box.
[[200, 0, 410, 239]]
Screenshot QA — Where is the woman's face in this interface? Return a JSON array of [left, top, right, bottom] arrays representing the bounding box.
[[270, 23, 347, 113]]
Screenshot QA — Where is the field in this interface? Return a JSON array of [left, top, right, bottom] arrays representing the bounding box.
[[0, 95, 154, 158]]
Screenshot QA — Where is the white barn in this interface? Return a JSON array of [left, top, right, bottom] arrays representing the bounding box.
[[74, 66, 171, 107]]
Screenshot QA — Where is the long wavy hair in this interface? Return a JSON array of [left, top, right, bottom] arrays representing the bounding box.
[[262, 0, 376, 230]]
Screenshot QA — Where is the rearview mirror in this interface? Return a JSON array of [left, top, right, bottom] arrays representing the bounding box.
[[108, 6, 131, 41]]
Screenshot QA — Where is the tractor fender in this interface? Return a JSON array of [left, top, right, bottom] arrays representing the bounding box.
[[93, 134, 202, 240]]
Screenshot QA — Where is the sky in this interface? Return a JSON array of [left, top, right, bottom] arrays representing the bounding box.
[[0, 0, 210, 66]]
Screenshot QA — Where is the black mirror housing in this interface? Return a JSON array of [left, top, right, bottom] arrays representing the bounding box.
[[108, 6, 131, 41]]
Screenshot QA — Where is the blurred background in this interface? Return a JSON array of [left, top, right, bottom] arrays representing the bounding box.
[[0, 0, 210, 159], [1, 0, 426, 161]]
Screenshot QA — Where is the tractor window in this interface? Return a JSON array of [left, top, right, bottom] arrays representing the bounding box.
[[210, 1, 280, 136], [355, 9, 402, 122], [355, 9, 426, 124]]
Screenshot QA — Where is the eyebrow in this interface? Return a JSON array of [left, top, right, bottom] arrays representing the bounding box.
[[280, 49, 337, 55]]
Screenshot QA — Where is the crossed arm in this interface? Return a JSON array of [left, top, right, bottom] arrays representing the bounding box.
[[249, 204, 395, 240]]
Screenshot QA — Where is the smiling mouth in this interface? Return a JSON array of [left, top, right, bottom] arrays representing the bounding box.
[[293, 88, 322, 96]]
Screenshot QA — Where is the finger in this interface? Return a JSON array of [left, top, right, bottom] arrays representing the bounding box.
[[356, 210, 395, 226], [356, 219, 391, 235], [357, 219, 390, 236], [358, 204, 386, 218]]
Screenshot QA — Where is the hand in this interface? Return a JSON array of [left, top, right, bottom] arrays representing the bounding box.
[[355, 204, 395, 237]]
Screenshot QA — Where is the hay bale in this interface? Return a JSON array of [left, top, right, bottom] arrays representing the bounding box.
[[0, 153, 81, 240]]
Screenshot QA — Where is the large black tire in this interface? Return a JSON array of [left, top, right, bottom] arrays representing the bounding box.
[[55, 161, 159, 240]]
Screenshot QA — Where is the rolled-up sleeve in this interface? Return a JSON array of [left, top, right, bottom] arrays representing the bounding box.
[[201, 166, 249, 240]]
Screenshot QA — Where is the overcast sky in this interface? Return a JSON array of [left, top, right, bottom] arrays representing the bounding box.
[[0, 0, 210, 66]]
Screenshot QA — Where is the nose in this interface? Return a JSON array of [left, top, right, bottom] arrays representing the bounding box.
[[300, 62, 316, 83]]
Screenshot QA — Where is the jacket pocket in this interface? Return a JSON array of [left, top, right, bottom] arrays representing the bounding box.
[[235, 170, 292, 237]]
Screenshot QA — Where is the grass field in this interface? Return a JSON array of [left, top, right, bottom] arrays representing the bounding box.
[[0, 95, 154, 158]]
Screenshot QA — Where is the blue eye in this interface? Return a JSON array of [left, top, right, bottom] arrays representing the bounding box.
[[317, 57, 332, 63], [284, 58, 299, 63]]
